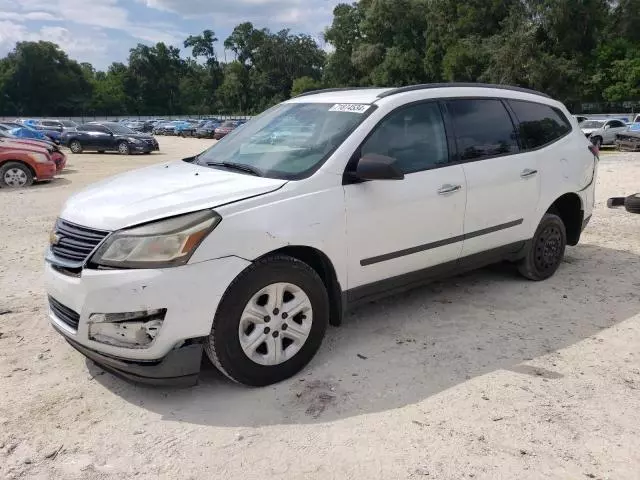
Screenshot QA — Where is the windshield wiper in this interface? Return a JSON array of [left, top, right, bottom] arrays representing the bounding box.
[[206, 161, 262, 177]]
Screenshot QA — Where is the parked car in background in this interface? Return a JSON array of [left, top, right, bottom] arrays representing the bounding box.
[[0, 139, 57, 187], [173, 120, 199, 137], [195, 120, 221, 138], [615, 123, 640, 151], [61, 122, 159, 155], [0, 130, 66, 172], [153, 121, 177, 135], [213, 120, 239, 140], [0, 122, 51, 142], [580, 118, 628, 147], [573, 115, 588, 124], [44, 83, 597, 386]]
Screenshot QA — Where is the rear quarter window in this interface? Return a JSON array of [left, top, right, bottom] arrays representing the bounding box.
[[508, 100, 572, 150]]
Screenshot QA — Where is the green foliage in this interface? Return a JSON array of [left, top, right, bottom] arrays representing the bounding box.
[[0, 2, 639, 116]]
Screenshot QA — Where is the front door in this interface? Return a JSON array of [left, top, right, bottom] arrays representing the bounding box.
[[344, 101, 467, 295]]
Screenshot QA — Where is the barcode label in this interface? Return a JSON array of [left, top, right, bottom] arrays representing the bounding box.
[[329, 104, 371, 114]]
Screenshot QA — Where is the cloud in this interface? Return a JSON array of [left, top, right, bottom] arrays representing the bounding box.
[[0, 21, 108, 56], [3, 0, 184, 44], [0, 11, 60, 21], [139, 0, 339, 35]]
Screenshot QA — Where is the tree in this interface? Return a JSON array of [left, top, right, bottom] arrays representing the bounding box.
[[0, 41, 91, 115]]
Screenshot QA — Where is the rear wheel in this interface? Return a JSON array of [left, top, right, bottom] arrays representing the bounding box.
[[117, 142, 130, 155], [0, 162, 34, 188], [69, 140, 83, 154], [518, 213, 567, 281], [205, 255, 329, 386]]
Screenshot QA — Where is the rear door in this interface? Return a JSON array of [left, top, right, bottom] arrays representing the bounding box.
[[445, 98, 538, 258]]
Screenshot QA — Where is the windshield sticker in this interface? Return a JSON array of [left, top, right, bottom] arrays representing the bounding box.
[[329, 104, 371, 114]]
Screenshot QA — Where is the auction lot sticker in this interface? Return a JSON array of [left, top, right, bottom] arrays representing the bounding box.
[[329, 104, 371, 114]]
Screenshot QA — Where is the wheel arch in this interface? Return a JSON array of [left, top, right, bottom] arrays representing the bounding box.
[[545, 192, 583, 246], [0, 158, 36, 178], [256, 245, 344, 327]]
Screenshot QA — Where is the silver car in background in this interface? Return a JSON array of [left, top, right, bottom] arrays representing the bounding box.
[[581, 118, 628, 148]]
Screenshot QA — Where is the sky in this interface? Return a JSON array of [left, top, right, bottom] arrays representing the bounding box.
[[0, 0, 341, 70]]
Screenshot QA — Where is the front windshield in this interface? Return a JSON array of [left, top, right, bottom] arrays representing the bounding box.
[[108, 124, 136, 134], [196, 102, 372, 179], [581, 120, 604, 129]]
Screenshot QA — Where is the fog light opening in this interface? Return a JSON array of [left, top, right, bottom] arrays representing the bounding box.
[[88, 309, 167, 349]]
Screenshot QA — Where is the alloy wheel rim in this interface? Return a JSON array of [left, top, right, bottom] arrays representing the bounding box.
[[70, 142, 81, 152], [4, 168, 27, 187], [534, 225, 563, 273], [119, 143, 128, 154], [238, 282, 313, 366]]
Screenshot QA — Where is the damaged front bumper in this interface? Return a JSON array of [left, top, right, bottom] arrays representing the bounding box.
[[59, 324, 205, 386]]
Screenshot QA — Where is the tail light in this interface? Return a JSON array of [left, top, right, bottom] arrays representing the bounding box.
[[588, 144, 599, 159]]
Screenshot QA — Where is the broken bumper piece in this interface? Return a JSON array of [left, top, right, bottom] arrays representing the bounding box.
[[63, 333, 205, 387]]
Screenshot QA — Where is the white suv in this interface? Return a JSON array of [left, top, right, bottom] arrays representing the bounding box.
[[45, 84, 598, 386]]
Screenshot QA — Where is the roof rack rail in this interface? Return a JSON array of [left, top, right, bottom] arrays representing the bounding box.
[[294, 87, 384, 98], [376, 83, 551, 99]]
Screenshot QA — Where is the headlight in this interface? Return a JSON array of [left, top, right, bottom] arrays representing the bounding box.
[[91, 210, 221, 268], [32, 152, 52, 164], [127, 137, 142, 143]]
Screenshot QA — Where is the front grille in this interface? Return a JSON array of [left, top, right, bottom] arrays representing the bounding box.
[[51, 219, 109, 264], [49, 296, 80, 330]]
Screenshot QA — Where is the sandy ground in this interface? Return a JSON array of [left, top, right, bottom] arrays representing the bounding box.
[[0, 139, 639, 480]]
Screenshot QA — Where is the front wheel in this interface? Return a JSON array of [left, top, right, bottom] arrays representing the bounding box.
[[518, 213, 567, 281], [117, 142, 130, 155], [205, 255, 329, 386], [0, 162, 34, 188]]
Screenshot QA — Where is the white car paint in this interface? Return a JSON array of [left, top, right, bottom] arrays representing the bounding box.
[[60, 161, 287, 230], [45, 85, 597, 375]]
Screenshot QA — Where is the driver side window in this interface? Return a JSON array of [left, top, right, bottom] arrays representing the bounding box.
[[361, 102, 449, 174]]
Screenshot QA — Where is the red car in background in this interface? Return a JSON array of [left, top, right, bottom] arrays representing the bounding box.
[[213, 121, 240, 140], [0, 130, 66, 173], [0, 140, 57, 187]]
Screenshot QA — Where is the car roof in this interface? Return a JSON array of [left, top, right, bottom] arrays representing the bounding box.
[[287, 83, 555, 106]]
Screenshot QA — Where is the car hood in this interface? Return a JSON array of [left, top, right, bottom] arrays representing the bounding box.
[[60, 160, 287, 231], [0, 140, 49, 154], [0, 138, 53, 151]]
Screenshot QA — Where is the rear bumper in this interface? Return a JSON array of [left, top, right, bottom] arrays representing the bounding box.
[[61, 328, 205, 386]]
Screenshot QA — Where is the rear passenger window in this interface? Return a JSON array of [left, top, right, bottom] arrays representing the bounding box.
[[508, 100, 571, 150], [447, 99, 518, 161], [361, 102, 448, 173]]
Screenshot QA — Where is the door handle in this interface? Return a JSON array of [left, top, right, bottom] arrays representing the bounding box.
[[438, 184, 462, 195], [521, 169, 538, 178]]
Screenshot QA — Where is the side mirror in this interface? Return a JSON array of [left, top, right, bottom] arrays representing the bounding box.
[[353, 153, 404, 181], [604, 124, 610, 130]]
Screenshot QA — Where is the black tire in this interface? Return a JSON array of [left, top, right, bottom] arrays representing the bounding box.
[[117, 142, 130, 155], [625, 193, 640, 214], [0, 161, 34, 188], [518, 213, 567, 281], [591, 136, 603, 148], [205, 255, 329, 386], [69, 140, 83, 154]]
